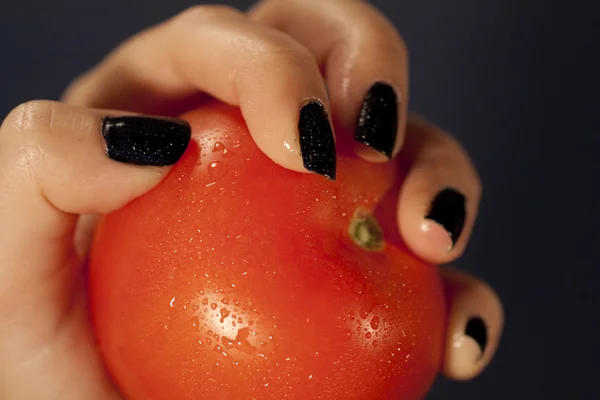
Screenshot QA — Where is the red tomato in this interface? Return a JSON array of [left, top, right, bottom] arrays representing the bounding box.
[[89, 102, 447, 400]]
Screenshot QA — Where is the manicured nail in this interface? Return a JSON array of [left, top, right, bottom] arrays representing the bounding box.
[[102, 116, 191, 166], [465, 316, 487, 355], [355, 82, 399, 158], [425, 188, 466, 246], [298, 101, 337, 180]]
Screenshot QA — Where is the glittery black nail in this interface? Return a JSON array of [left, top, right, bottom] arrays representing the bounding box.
[[465, 317, 488, 355], [425, 188, 466, 246], [102, 116, 191, 166], [298, 101, 336, 180], [355, 82, 399, 158]]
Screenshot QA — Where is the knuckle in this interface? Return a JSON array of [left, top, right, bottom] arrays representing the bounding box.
[[174, 4, 242, 24], [5, 100, 55, 136], [0, 101, 56, 176], [258, 40, 317, 71]]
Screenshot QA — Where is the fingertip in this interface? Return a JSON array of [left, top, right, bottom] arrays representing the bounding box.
[[398, 187, 471, 265], [298, 100, 337, 180], [247, 98, 337, 181], [440, 268, 504, 381]]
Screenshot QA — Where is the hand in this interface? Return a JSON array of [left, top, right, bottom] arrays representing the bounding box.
[[0, 1, 503, 398]]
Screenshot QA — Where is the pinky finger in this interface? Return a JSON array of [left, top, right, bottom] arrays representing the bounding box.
[[439, 267, 504, 381]]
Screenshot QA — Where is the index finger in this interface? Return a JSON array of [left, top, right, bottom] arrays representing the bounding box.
[[63, 5, 337, 179]]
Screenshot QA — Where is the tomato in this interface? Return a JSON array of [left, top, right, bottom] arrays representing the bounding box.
[[89, 102, 447, 400]]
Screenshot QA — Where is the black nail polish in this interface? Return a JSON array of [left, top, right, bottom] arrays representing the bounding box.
[[355, 82, 399, 158], [298, 101, 337, 180], [425, 188, 466, 246], [102, 116, 191, 166], [465, 316, 488, 355]]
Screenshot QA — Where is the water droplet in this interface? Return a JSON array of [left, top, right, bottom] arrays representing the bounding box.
[[202, 298, 209, 305], [169, 297, 176, 307], [221, 327, 257, 355], [359, 303, 376, 319], [212, 142, 225, 152], [339, 329, 352, 341], [220, 308, 231, 323], [352, 282, 364, 295], [373, 340, 379, 348], [211, 303, 218, 310], [370, 316, 380, 330], [208, 161, 228, 180], [364, 332, 372, 339]]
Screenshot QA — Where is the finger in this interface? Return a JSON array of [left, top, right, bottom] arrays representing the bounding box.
[[396, 114, 482, 264], [249, 0, 408, 161], [439, 267, 504, 381], [63, 5, 336, 179], [0, 100, 190, 398]]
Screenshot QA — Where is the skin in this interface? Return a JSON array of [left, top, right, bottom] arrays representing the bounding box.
[[0, 1, 503, 398]]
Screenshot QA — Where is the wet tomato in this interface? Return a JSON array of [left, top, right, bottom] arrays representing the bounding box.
[[89, 102, 447, 400]]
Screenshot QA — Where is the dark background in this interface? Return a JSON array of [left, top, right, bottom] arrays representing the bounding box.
[[1, 0, 597, 399]]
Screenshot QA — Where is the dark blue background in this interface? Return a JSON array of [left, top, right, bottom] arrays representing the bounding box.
[[1, 1, 597, 398]]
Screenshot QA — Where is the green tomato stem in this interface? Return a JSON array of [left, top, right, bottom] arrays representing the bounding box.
[[348, 209, 385, 252]]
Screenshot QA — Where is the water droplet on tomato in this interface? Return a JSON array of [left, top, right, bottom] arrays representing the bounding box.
[[207, 161, 228, 180], [359, 303, 376, 319], [373, 340, 379, 348], [352, 282, 364, 295], [211, 303, 218, 310], [212, 141, 232, 157], [212, 142, 225, 152], [219, 308, 230, 323], [364, 332, 372, 339], [221, 327, 257, 355], [202, 298, 209, 305], [370, 316, 380, 330]]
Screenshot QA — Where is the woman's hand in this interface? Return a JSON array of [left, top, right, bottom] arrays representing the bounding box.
[[0, 1, 503, 398]]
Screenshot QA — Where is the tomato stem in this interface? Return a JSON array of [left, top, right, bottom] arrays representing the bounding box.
[[348, 209, 385, 252]]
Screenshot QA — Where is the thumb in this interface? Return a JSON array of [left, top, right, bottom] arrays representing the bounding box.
[[0, 100, 191, 398]]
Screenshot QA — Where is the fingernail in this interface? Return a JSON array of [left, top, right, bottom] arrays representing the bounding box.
[[425, 188, 466, 247], [298, 101, 337, 180], [355, 82, 399, 158], [465, 316, 488, 356], [102, 116, 191, 166]]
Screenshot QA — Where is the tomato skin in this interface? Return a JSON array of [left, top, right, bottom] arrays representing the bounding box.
[[89, 102, 447, 400]]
